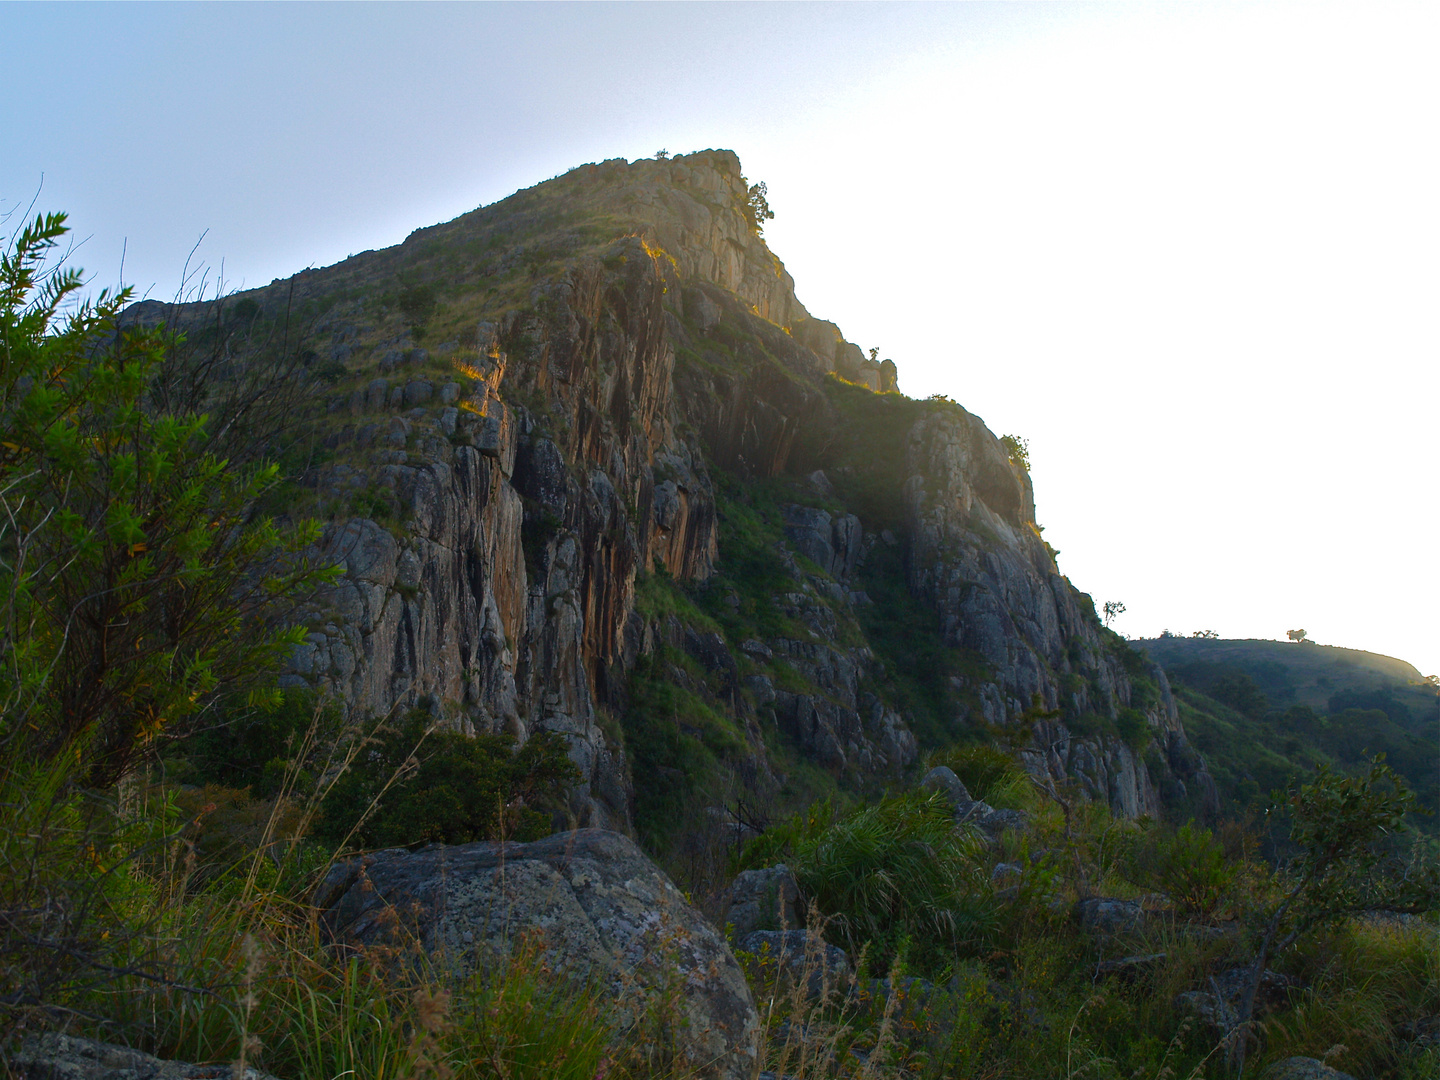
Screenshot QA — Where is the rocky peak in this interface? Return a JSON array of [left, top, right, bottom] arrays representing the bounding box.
[[149, 148, 1217, 844]]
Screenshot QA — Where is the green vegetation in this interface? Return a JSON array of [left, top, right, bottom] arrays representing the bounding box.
[[999, 433, 1030, 472], [1152, 643, 1438, 836], [314, 712, 579, 848], [743, 178, 775, 236], [729, 759, 1439, 1080], [737, 791, 992, 972], [0, 213, 334, 784]]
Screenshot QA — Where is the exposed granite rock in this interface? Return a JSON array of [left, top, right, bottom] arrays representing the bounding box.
[[318, 829, 759, 1080], [718, 864, 804, 936], [903, 405, 1218, 819], [7, 1034, 277, 1080], [1073, 897, 1146, 936], [149, 148, 1214, 832], [1174, 966, 1301, 1037], [1264, 1061, 1357, 1080]]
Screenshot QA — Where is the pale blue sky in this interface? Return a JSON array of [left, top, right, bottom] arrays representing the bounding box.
[[4, 2, 1437, 676]]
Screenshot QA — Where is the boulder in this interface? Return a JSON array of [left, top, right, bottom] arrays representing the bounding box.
[[1264, 1058, 1358, 1080], [316, 829, 759, 1080], [8, 1034, 278, 1080], [1073, 897, 1145, 936], [718, 864, 803, 937], [921, 766, 973, 811], [919, 769, 1027, 839], [1175, 966, 1301, 1036], [737, 929, 851, 1001]]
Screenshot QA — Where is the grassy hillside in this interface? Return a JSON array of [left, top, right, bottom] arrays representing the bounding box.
[[1138, 637, 1439, 839]]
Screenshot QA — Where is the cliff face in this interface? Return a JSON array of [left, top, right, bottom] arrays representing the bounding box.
[[156, 149, 1216, 838]]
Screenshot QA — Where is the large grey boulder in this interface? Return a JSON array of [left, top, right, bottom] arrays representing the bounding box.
[[7, 1034, 277, 1080], [1264, 1058, 1358, 1080], [717, 864, 803, 937], [316, 829, 759, 1080], [921, 766, 972, 810]]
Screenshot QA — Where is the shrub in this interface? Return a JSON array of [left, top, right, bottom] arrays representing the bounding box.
[[314, 713, 578, 849], [928, 743, 1025, 804], [741, 791, 992, 974], [1122, 822, 1235, 916], [1115, 706, 1150, 750]]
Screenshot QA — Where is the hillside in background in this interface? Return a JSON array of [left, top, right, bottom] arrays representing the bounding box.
[[1138, 636, 1439, 835]]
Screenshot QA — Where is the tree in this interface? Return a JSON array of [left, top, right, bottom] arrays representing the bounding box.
[[999, 434, 1030, 473], [1191, 629, 1218, 638], [1286, 628, 1308, 644], [0, 212, 335, 783], [744, 180, 775, 236], [1102, 600, 1126, 627], [1229, 760, 1440, 1075]]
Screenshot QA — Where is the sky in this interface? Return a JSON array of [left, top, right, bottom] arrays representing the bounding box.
[[3, 2, 1437, 678]]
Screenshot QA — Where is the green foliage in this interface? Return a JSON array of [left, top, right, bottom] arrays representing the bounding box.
[[1226, 761, 1440, 1073], [738, 791, 993, 974], [1122, 822, 1236, 915], [999, 433, 1030, 472], [183, 689, 342, 799], [744, 179, 775, 235], [1114, 706, 1150, 750], [397, 283, 437, 341], [1175, 676, 1438, 836], [1209, 671, 1269, 718], [315, 713, 579, 849], [621, 651, 748, 856], [0, 755, 180, 1041], [928, 743, 1026, 804], [0, 212, 335, 783], [854, 542, 989, 746]]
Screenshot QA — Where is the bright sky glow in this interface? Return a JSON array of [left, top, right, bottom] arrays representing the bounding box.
[[4, 2, 1436, 676]]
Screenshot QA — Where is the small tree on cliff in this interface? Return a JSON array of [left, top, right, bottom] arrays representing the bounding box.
[[744, 180, 775, 236], [1102, 600, 1126, 627], [1000, 434, 1030, 473]]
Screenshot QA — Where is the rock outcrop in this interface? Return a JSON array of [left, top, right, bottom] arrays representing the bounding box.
[[317, 829, 760, 1080], [142, 147, 1216, 836], [7, 1034, 277, 1080]]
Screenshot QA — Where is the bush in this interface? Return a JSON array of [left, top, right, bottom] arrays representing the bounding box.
[[1115, 706, 1150, 750], [928, 743, 1025, 804], [1123, 822, 1235, 916], [314, 713, 578, 849], [739, 791, 992, 974]]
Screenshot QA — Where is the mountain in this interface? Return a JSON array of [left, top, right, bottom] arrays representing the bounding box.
[[127, 149, 1216, 856], [1137, 636, 1439, 830]]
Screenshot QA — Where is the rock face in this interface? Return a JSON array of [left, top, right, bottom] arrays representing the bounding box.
[[150, 147, 1215, 836], [317, 829, 759, 1080], [7, 1035, 276, 1080], [904, 406, 1215, 818]]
